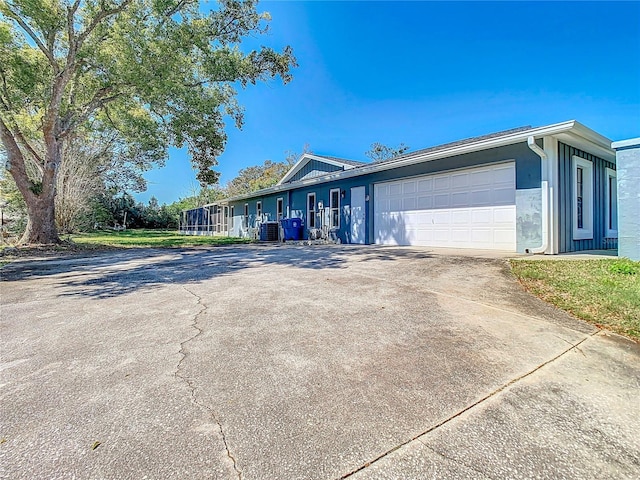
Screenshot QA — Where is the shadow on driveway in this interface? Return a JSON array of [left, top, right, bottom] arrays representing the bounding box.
[[0, 245, 439, 299]]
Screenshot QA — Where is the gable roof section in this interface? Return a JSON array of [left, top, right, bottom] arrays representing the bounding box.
[[214, 120, 614, 204], [277, 153, 366, 185]]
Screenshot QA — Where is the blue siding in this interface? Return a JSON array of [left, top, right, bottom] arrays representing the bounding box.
[[557, 142, 617, 253], [218, 142, 542, 245], [287, 160, 342, 183]]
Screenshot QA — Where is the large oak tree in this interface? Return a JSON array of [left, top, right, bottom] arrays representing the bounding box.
[[0, 0, 296, 244]]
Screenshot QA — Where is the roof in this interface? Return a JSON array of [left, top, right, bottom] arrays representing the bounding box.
[[203, 120, 614, 206], [322, 156, 367, 167], [370, 126, 533, 164]]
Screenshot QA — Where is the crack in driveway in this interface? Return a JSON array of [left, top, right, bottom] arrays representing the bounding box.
[[336, 331, 599, 479], [177, 286, 242, 480], [419, 443, 496, 479]]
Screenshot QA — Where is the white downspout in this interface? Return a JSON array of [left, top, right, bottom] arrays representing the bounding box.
[[527, 136, 549, 254]]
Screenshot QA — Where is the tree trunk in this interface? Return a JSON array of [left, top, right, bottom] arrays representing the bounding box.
[[21, 192, 60, 244], [1, 119, 61, 245]]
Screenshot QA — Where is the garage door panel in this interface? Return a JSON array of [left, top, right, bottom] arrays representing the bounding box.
[[434, 177, 450, 190], [417, 179, 433, 193], [403, 181, 416, 194], [402, 197, 417, 210], [452, 228, 471, 242], [471, 209, 492, 224], [492, 166, 515, 183], [471, 170, 492, 186], [374, 163, 516, 251], [452, 210, 470, 224], [417, 196, 433, 209], [451, 191, 470, 207], [434, 193, 450, 208], [451, 173, 469, 188], [471, 189, 492, 205], [471, 229, 492, 243]]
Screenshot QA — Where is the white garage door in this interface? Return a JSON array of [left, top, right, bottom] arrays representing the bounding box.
[[374, 162, 516, 250]]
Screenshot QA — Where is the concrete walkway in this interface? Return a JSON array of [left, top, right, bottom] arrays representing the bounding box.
[[1, 245, 638, 479]]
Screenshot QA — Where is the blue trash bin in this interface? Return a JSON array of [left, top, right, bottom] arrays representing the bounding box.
[[281, 218, 304, 240]]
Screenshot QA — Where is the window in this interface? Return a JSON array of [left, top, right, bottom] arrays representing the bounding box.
[[243, 203, 249, 228], [230, 206, 234, 229], [256, 201, 262, 216], [277, 198, 284, 221], [606, 168, 617, 238], [223, 206, 229, 232], [330, 188, 340, 229], [307, 193, 316, 228], [572, 156, 593, 240]]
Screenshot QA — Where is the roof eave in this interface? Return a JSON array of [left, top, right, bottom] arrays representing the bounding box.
[[216, 120, 615, 204]]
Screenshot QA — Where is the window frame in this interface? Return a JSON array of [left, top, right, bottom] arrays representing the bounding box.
[[230, 206, 234, 229], [243, 203, 249, 228], [307, 192, 316, 228], [605, 167, 618, 238], [572, 156, 593, 240], [329, 188, 340, 229], [256, 201, 262, 218], [276, 197, 284, 221]]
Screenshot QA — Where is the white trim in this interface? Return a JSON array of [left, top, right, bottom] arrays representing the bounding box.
[[605, 167, 618, 238], [544, 136, 560, 254], [611, 137, 640, 150], [329, 188, 340, 229], [572, 156, 593, 240], [276, 197, 284, 221], [307, 192, 316, 229], [256, 201, 262, 217]]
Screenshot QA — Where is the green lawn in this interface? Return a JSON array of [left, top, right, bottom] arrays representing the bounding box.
[[70, 229, 253, 248], [510, 258, 640, 341]]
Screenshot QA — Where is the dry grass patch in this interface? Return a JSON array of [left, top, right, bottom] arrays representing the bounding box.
[[510, 259, 640, 342]]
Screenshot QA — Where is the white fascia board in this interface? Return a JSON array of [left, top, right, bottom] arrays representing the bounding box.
[[223, 120, 613, 203], [612, 137, 640, 149]]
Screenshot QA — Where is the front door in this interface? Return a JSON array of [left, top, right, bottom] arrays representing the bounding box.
[[350, 186, 366, 244]]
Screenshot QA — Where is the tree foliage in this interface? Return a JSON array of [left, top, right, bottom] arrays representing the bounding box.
[[0, 0, 296, 243], [365, 142, 410, 162], [224, 144, 308, 197]]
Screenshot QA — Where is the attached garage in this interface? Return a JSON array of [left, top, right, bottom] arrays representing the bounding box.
[[374, 162, 516, 250]]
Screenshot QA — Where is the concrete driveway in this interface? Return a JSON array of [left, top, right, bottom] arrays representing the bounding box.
[[1, 245, 639, 479]]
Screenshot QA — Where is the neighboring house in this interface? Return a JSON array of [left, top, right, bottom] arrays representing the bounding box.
[[181, 120, 618, 254]]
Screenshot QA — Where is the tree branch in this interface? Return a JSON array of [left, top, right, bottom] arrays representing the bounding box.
[[76, 0, 134, 50], [0, 117, 35, 203], [59, 87, 123, 138], [2, 4, 59, 72]]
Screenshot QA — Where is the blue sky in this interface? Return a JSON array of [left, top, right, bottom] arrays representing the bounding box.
[[136, 1, 640, 205]]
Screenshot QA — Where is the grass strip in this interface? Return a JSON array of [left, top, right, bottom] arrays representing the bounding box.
[[510, 258, 640, 341]]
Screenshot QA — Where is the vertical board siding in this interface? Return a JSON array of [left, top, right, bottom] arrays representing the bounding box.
[[557, 142, 617, 253], [288, 160, 342, 183]]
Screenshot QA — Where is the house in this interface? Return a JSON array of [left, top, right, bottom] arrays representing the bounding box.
[[181, 120, 618, 254], [611, 137, 640, 260]]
